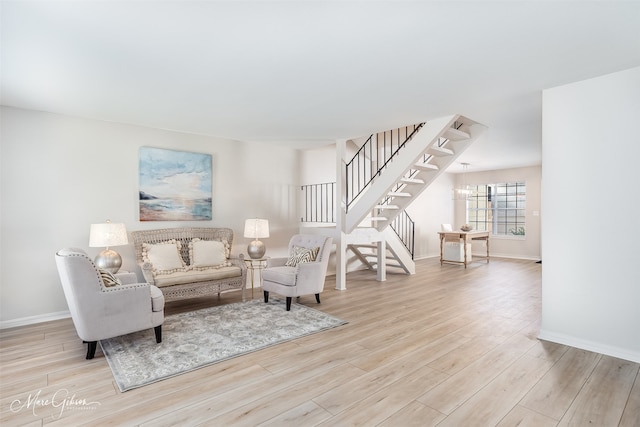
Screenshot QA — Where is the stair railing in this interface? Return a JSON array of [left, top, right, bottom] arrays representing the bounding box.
[[300, 182, 335, 223], [390, 209, 415, 259], [345, 123, 424, 211], [300, 181, 415, 259]]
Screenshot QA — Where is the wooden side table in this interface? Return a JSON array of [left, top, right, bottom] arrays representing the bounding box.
[[243, 258, 268, 298]]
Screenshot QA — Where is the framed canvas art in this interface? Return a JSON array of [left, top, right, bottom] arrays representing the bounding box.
[[139, 147, 212, 221]]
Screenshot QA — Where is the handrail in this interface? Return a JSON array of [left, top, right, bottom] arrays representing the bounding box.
[[390, 209, 415, 259], [345, 123, 424, 211], [300, 182, 335, 223]]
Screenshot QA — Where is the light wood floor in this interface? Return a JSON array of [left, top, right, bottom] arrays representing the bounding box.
[[1, 257, 639, 426]]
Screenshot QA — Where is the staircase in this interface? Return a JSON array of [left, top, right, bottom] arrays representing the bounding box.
[[301, 114, 485, 285], [348, 227, 415, 274]]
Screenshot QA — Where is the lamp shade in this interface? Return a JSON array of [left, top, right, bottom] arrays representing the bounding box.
[[244, 219, 269, 239], [89, 221, 129, 248]]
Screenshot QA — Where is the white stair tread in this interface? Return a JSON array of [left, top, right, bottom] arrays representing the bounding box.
[[400, 177, 425, 184], [387, 192, 411, 197], [427, 146, 454, 156], [443, 127, 470, 141], [349, 243, 376, 248], [366, 259, 400, 263], [369, 261, 403, 267], [375, 204, 399, 209], [414, 162, 439, 171]]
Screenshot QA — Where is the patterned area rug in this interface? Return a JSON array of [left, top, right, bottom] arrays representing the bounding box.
[[100, 298, 347, 392]]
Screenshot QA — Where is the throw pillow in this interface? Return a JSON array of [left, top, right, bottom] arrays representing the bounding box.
[[98, 268, 122, 287], [285, 245, 320, 267], [189, 238, 227, 268], [142, 240, 186, 275]]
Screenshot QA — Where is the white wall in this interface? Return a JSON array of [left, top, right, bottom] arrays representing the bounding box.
[[300, 144, 337, 185], [0, 107, 302, 326], [540, 67, 640, 363], [451, 166, 542, 260], [406, 173, 456, 259], [408, 166, 541, 260]]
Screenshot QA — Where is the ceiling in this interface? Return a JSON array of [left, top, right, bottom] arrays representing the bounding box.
[[2, 1, 639, 173]]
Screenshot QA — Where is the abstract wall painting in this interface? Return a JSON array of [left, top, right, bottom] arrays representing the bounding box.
[[139, 147, 212, 221]]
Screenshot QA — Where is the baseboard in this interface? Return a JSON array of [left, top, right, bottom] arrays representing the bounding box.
[[0, 310, 71, 330], [414, 254, 540, 261], [413, 254, 440, 261], [487, 253, 540, 261], [538, 329, 640, 364]]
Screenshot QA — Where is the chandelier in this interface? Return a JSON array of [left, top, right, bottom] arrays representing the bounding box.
[[453, 163, 473, 200]]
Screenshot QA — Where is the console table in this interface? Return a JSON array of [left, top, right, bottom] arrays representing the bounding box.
[[438, 230, 490, 267]]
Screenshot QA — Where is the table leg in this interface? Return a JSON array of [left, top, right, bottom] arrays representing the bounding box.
[[439, 235, 444, 265], [259, 262, 264, 289], [486, 237, 490, 263], [250, 267, 254, 298], [463, 236, 468, 268]]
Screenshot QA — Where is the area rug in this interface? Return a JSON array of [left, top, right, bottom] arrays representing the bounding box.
[[100, 298, 347, 392]]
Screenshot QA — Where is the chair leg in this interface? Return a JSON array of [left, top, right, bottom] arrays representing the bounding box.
[[264, 291, 269, 303], [154, 325, 162, 343], [86, 341, 97, 360], [315, 293, 321, 304], [286, 297, 292, 311]]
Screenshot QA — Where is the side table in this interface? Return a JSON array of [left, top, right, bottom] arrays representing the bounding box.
[[243, 258, 268, 298]]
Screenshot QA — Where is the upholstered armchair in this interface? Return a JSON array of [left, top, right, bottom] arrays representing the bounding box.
[[55, 248, 164, 359], [262, 234, 333, 311]]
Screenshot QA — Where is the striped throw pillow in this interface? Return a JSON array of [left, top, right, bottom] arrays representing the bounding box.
[[98, 268, 122, 287], [285, 245, 320, 267]]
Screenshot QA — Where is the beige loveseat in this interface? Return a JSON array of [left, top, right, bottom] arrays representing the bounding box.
[[131, 228, 246, 302]]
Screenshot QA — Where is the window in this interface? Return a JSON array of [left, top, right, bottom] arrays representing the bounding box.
[[467, 182, 526, 237]]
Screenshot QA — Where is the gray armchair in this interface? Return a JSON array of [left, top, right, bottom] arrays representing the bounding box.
[[55, 248, 164, 359], [262, 235, 333, 311]]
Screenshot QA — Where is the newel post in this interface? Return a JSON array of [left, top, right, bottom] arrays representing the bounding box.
[[335, 139, 347, 291]]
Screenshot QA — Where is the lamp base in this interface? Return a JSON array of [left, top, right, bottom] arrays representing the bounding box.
[[247, 240, 266, 259], [95, 249, 122, 273]]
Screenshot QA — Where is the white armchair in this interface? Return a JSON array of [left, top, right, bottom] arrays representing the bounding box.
[[262, 234, 333, 311], [55, 248, 164, 359]]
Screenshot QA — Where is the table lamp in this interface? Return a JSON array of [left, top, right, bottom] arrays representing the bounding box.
[[244, 218, 269, 259], [89, 220, 129, 273]]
